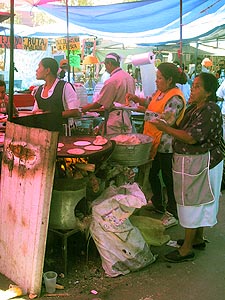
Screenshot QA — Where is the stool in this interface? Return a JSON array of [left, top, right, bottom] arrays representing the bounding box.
[[48, 228, 79, 275]]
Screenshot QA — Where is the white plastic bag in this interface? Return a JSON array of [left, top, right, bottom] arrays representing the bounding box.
[[90, 182, 156, 277]]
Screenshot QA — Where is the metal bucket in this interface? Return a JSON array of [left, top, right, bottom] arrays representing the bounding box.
[[110, 133, 152, 166], [49, 178, 86, 230]]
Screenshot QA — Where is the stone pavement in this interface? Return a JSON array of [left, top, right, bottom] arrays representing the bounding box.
[[1, 191, 225, 300]]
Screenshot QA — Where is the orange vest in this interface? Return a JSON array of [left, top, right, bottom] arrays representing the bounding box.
[[143, 87, 186, 159]]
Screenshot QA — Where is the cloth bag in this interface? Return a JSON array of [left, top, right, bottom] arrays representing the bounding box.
[[90, 182, 156, 277], [130, 215, 170, 246]]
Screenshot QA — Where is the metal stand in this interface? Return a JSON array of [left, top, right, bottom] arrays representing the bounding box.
[[48, 228, 80, 275]]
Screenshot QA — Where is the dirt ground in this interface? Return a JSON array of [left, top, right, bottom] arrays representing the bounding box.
[[1, 192, 225, 300]]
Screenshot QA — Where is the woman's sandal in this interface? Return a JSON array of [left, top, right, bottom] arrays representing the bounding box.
[[177, 239, 206, 250], [164, 249, 195, 263]]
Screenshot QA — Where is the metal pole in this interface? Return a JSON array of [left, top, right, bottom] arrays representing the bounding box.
[[8, 0, 14, 121], [179, 0, 183, 68], [66, 0, 70, 82]]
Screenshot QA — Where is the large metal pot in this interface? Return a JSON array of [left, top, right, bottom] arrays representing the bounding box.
[[110, 133, 153, 166]]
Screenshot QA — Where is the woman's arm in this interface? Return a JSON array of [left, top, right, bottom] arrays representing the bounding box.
[[62, 108, 81, 118], [150, 118, 197, 144], [126, 93, 150, 108]]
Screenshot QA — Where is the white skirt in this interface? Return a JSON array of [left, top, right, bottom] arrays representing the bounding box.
[[177, 160, 223, 228]]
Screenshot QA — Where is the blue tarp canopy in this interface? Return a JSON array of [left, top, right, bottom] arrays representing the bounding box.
[[36, 0, 225, 45]]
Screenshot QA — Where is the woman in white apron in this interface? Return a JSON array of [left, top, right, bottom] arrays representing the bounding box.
[[150, 72, 223, 262]]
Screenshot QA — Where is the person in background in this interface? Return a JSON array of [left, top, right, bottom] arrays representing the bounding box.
[[0, 80, 18, 117], [82, 53, 136, 136], [216, 75, 225, 137], [190, 63, 202, 86], [173, 61, 190, 102], [217, 74, 225, 103], [188, 57, 202, 79], [215, 58, 225, 79], [201, 57, 213, 73], [126, 62, 187, 228], [57, 59, 69, 81], [32, 57, 81, 133], [84, 75, 96, 91], [150, 72, 223, 262]]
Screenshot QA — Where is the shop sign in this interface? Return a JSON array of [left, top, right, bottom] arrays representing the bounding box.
[[23, 37, 48, 51], [69, 54, 80, 67], [0, 35, 23, 49], [81, 39, 96, 59], [55, 37, 80, 51]]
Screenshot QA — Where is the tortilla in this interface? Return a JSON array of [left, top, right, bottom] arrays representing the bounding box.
[[58, 142, 65, 148], [84, 145, 103, 151], [67, 148, 85, 155], [74, 141, 91, 146], [93, 136, 108, 146]]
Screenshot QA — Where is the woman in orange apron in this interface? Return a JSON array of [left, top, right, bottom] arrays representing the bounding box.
[[126, 62, 187, 228]]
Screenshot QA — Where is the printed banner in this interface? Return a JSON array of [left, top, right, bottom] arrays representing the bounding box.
[[23, 37, 48, 51], [55, 37, 80, 52], [0, 36, 23, 49]]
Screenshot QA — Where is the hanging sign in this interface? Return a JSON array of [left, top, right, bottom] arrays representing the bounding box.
[[81, 39, 96, 59], [0, 36, 23, 49], [69, 54, 81, 67], [55, 37, 80, 51], [23, 37, 48, 51]]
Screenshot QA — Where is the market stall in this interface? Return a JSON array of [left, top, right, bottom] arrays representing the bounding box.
[[0, 112, 116, 294]]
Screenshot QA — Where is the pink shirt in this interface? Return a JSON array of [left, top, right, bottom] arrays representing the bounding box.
[[96, 67, 135, 109]]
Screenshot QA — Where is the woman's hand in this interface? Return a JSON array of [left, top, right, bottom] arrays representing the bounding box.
[[125, 93, 139, 104], [149, 118, 168, 131]]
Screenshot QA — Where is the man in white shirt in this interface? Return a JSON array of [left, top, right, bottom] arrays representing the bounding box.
[[82, 53, 136, 136]]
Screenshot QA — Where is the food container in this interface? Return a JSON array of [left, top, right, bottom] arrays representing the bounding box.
[[110, 133, 153, 166]]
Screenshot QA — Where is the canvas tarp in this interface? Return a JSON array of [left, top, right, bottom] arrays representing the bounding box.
[[34, 0, 225, 45]]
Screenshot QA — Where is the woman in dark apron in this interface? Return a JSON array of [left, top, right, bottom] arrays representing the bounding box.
[[150, 72, 223, 262]]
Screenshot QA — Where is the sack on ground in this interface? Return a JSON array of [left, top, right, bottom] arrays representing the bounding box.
[[130, 215, 170, 246], [90, 182, 156, 277]]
